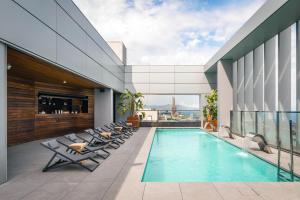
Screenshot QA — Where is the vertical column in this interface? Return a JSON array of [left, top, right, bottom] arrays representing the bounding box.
[[232, 61, 238, 111], [237, 58, 245, 134], [253, 44, 264, 111], [264, 35, 278, 145], [94, 88, 113, 128], [0, 42, 7, 184], [296, 21, 300, 151], [254, 44, 264, 135], [278, 27, 292, 111], [237, 57, 245, 111], [217, 60, 233, 127], [232, 61, 239, 133], [244, 51, 254, 135], [278, 27, 292, 149], [244, 51, 254, 111], [297, 22, 300, 110], [264, 36, 278, 111]]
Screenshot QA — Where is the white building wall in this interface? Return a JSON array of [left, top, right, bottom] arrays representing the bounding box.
[[125, 65, 216, 95], [264, 36, 278, 111], [0, 42, 7, 184], [253, 44, 264, 111], [278, 27, 292, 111], [107, 41, 127, 65], [297, 21, 300, 110], [232, 61, 238, 111], [217, 60, 233, 127], [237, 57, 245, 111], [244, 51, 254, 111], [94, 89, 113, 128], [278, 27, 292, 149], [0, 0, 124, 92]]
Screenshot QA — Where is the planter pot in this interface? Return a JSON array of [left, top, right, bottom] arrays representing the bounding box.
[[203, 119, 218, 131], [127, 115, 140, 128]]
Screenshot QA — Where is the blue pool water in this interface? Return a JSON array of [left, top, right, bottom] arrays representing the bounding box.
[[142, 128, 299, 182]]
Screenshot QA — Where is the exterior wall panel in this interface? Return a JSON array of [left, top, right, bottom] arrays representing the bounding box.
[[253, 44, 264, 111], [217, 60, 233, 127], [297, 21, 300, 110], [15, 0, 57, 30], [175, 84, 215, 94], [150, 65, 174, 72], [0, 43, 7, 184], [233, 61, 238, 111], [55, 0, 123, 66], [149, 73, 174, 83], [125, 73, 149, 83], [264, 36, 277, 111], [56, 36, 86, 75], [57, 6, 88, 53], [244, 51, 254, 111], [125, 65, 149, 73], [0, 0, 124, 92], [278, 27, 292, 149], [278, 27, 291, 111], [124, 83, 149, 93], [237, 57, 245, 111], [264, 36, 278, 145], [150, 84, 174, 94], [0, 0, 57, 61], [175, 65, 204, 72], [94, 89, 113, 128], [175, 73, 215, 84], [126, 65, 216, 95]]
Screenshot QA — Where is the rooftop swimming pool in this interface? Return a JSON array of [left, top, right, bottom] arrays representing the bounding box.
[[142, 128, 299, 182]]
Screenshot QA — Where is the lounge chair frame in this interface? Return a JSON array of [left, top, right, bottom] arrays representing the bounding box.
[[41, 140, 99, 172]]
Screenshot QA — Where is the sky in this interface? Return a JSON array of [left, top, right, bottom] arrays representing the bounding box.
[[73, 0, 266, 65]]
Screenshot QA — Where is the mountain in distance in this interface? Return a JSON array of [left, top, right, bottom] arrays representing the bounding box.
[[144, 104, 198, 111]]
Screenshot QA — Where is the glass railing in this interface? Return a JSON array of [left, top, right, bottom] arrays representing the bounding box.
[[137, 110, 201, 122], [230, 111, 300, 153]]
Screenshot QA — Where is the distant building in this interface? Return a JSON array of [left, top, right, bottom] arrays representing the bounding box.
[[171, 97, 177, 116]]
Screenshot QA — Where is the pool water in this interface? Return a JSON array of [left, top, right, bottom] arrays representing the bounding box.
[[142, 128, 299, 182]]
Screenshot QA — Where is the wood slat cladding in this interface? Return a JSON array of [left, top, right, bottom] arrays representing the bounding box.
[[7, 76, 35, 145], [7, 76, 94, 146]]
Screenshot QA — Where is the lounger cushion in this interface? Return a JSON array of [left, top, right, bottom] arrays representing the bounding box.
[[100, 132, 111, 139], [114, 127, 123, 131], [69, 143, 87, 153]]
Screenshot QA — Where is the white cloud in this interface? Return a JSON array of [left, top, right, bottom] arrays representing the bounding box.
[[73, 0, 266, 65]]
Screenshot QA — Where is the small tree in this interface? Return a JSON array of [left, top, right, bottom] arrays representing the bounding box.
[[117, 89, 144, 116], [203, 89, 217, 120]]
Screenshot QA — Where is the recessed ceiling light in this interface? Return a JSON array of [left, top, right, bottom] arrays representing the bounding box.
[[7, 64, 12, 70], [63, 80, 67, 84]]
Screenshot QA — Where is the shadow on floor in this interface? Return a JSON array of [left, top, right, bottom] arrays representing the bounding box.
[[1, 127, 151, 200]]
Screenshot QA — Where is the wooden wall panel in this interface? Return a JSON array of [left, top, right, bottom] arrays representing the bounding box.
[[7, 76, 35, 145], [7, 76, 94, 145]]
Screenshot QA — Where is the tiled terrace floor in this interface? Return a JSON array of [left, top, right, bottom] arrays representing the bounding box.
[[1, 127, 300, 200]]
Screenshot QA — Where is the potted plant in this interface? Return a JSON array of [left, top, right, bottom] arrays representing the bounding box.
[[117, 89, 144, 127], [203, 89, 218, 131]]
